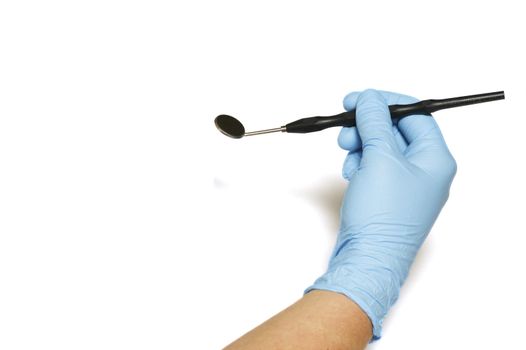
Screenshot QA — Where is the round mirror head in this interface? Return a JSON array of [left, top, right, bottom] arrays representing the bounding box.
[[214, 114, 245, 139]]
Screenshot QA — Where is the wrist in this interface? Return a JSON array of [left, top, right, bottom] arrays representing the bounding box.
[[306, 232, 410, 340], [306, 267, 397, 340]]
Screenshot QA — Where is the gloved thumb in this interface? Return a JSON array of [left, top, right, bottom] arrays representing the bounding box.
[[355, 89, 399, 156]]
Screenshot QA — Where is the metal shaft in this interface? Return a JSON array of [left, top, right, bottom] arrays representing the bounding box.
[[244, 126, 286, 137]]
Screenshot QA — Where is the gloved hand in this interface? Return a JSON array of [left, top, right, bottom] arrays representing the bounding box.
[[305, 89, 457, 340]]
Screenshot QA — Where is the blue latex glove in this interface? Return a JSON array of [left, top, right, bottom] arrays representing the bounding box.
[[305, 89, 457, 340]]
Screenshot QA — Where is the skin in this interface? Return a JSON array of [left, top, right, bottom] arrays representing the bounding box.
[[223, 290, 372, 350]]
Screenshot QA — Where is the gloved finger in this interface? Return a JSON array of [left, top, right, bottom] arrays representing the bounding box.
[[346, 90, 454, 175], [392, 125, 408, 153], [343, 90, 419, 111], [341, 90, 417, 153], [338, 127, 361, 152], [342, 151, 362, 180], [355, 89, 400, 155], [342, 91, 361, 111], [338, 124, 407, 153], [397, 114, 445, 146], [344, 89, 443, 149], [340, 90, 416, 156], [399, 116, 457, 180]]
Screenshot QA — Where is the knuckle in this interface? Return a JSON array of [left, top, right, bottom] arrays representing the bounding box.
[[343, 91, 360, 110], [358, 102, 387, 117], [338, 127, 359, 151], [361, 88, 379, 97], [357, 91, 388, 117], [434, 152, 457, 182], [445, 154, 458, 179], [363, 137, 397, 154]]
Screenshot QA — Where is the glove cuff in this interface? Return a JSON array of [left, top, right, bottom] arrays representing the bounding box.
[[305, 264, 400, 341]]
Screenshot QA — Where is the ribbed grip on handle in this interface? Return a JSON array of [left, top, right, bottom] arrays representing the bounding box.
[[285, 110, 357, 133]]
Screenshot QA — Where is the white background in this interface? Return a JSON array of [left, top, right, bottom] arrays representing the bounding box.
[[1, 1, 525, 349]]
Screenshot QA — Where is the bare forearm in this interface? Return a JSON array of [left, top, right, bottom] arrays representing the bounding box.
[[224, 290, 372, 350]]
